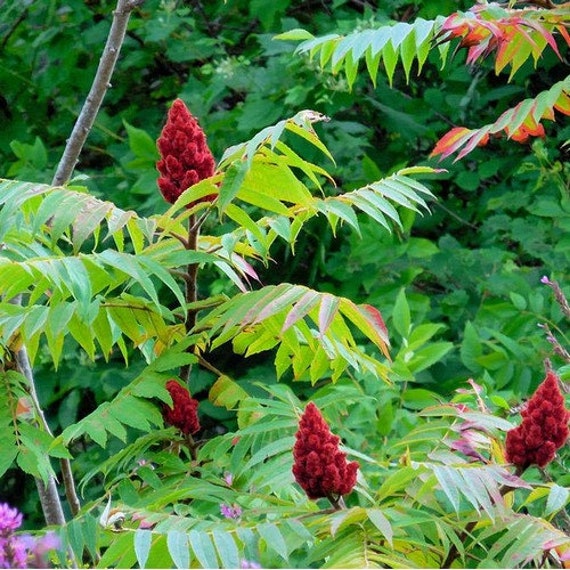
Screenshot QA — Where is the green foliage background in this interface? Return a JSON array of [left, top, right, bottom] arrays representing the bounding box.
[[0, 0, 569, 567]]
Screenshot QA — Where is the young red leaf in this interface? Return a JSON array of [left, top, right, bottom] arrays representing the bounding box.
[[430, 127, 473, 160]]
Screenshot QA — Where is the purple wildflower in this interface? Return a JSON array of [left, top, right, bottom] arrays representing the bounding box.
[[24, 532, 61, 569], [33, 532, 60, 556], [220, 503, 242, 520], [0, 535, 27, 569], [0, 505, 60, 569], [223, 472, 234, 486], [0, 504, 22, 537], [0, 503, 27, 569], [540, 275, 553, 285]]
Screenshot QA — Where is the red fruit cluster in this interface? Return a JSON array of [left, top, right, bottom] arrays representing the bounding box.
[[505, 370, 569, 469], [163, 380, 200, 435], [156, 99, 215, 204], [292, 402, 359, 500]]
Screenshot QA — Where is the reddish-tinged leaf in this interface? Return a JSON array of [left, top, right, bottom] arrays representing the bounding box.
[[251, 285, 305, 325], [282, 290, 321, 333], [461, 27, 490, 48], [522, 19, 561, 59], [554, 92, 570, 116], [229, 253, 261, 285], [556, 23, 570, 48], [514, 22, 539, 50], [430, 127, 473, 159], [318, 294, 340, 336], [439, 13, 464, 34], [438, 9, 565, 73], [359, 303, 389, 338], [357, 303, 391, 357], [455, 126, 492, 160], [339, 299, 391, 359], [466, 35, 498, 65], [508, 122, 545, 143]]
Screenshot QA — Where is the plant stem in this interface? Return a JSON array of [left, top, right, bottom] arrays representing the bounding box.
[[181, 214, 200, 384], [17, 346, 80, 516], [185, 433, 198, 462], [13, 341, 80, 567], [52, 0, 145, 186], [327, 494, 347, 511], [13, 342, 66, 526], [546, 277, 570, 320]]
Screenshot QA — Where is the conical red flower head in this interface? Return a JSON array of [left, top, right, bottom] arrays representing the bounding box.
[[505, 370, 569, 469], [292, 402, 359, 500], [156, 99, 216, 204], [163, 380, 200, 435]]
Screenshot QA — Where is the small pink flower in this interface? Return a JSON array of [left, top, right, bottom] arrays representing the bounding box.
[[220, 504, 242, 520], [131, 513, 155, 530]]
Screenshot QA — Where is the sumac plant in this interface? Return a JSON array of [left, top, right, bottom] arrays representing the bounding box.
[[0, 1, 569, 568]]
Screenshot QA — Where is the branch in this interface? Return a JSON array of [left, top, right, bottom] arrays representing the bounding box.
[[9, 0, 145, 530], [542, 276, 570, 321], [181, 215, 200, 384], [14, 341, 81, 514], [539, 323, 570, 365], [52, 0, 145, 186], [7, 297, 64, 527]]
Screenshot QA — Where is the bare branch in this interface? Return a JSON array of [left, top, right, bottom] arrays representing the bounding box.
[[15, 349, 66, 527], [52, 0, 145, 186]]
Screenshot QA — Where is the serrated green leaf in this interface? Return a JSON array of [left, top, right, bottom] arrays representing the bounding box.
[[218, 161, 249, 214], [382, 40, 398, 87], [432, 465, 461, 512], [367, 509, 393, 547], [258, 522, 288, 561], [97, 251, 160, 307], [66, 519, 86, 563], [209, 375, 249, 410], [545, 484, 569, 516]]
